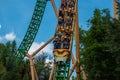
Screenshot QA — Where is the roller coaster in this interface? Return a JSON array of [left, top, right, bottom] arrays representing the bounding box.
[[17, 0, 120, 80]]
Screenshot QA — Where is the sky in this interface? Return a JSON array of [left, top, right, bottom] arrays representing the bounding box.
[[0, 0, 113, 54]]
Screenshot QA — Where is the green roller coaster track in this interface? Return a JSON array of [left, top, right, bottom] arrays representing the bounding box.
[[17, 0, 77, 79], [52, 0, 77, 79], [15, 0, 118, 79], [17, 0, 47, 60]]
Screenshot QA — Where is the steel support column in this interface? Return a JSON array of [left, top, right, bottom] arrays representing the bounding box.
[[51, 0, 58, 18], [114, 0, 119, 19], [49, 64, 55, 80], [75, 0, 81, 80], [32, 37, 54, 57]]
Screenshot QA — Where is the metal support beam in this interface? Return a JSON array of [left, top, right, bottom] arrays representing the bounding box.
[[29, 55, 35, 80], [114, 0, 119, 19], [32, 37, 54, 57], [49, 64, 55, 80], [75, 0, 81, 80], [51, 0, 58, 18], [33, 65, 39, 80], [71, 53, 75, 64], [26, 53, 38, 80], [80, 66, 87, 80], [68, 60, 78, 80], [26, 37, 54, 80], [71, 53, 87, 80]]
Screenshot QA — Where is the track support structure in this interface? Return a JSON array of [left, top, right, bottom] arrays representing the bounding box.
[[114, 0, 120, 20], [23, 0, 87, 80], [26, 37, 54, 80], [17, 0, 120, 80], [51, 0, 58, 18], [75, 0, 81, 80], [114, 0, 119, 19]]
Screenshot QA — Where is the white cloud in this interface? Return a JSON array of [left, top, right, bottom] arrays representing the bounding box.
[[5, 32, 16, 41], [28, 42, 54, 56]]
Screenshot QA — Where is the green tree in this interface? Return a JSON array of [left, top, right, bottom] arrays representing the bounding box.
[[81, 9, 120, 80], [34, 53, 52, 80], [0, 44, 7, 77], [107, 19, 120, 80], [0, 40, 52, 80], [0, 41, 19, 80]]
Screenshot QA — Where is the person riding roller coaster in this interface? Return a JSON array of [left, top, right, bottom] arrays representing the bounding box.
[[62, 35, 70, 49], [53, 0, 76, 64], [55, 29, 62, 37], [58, 16, 64, 26], [66, 8, 74, 19], [61, 0, 67, 10], [68, 0, 75, 10], [59, 9, 64, 18], [64, 28, 72, 37], [65, 15, 73, 27], [53, 36, 61, 49]]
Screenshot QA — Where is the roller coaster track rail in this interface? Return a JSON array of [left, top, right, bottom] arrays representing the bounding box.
[[17, 0, 47, 61]]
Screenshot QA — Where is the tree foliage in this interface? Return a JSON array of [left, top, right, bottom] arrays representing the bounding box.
[[0, 41, 52, 80], [80, 9, 120, 80]]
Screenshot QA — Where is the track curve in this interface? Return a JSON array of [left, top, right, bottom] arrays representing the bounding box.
[[17, 0, 47, 60]]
